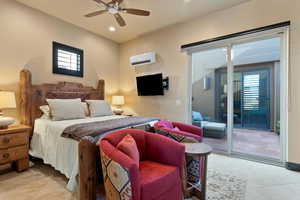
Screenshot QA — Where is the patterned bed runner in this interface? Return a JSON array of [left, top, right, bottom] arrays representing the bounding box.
[[61, 116, 158, 141]]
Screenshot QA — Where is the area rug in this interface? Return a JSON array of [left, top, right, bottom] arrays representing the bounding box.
[[187, 170, 247, 200]]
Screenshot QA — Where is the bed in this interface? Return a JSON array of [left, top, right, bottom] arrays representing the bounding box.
[[19, 70, 158, 200]]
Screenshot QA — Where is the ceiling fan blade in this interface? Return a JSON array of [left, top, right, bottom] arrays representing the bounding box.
[[114, 13, 126, 27], [122, 8, 150, 16], [109, 0, 123, 5], [93, 0, 109, 7], [85, 10, 107, 17]]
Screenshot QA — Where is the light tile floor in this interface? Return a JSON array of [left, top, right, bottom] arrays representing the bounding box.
[[0, 154, 299, 200]]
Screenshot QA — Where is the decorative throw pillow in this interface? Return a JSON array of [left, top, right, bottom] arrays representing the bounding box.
[[117, 134, 140, 167], [39, 105, 50, 119], [192, 111, 203, 121], [85, 100, 113, 117], [46, 98, 86, 121], [81, 102, 90, 117], [173, 126, 181, 131]]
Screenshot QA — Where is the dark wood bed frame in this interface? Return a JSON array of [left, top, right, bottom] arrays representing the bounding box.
[[20, 69, 104, 200]]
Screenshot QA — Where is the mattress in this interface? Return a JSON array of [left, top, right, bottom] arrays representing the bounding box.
[[30, 115, 158, 192]]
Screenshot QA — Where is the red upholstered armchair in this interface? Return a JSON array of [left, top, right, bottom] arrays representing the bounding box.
[[154, 120, 205, 194], [154, 120, 203, 143], [99, 129, 185, 200]]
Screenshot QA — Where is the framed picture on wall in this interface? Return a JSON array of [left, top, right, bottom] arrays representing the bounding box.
[[52, 41, 84, 77]]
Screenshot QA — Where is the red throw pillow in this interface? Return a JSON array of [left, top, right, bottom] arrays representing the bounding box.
[[117, 134, 140, 167], [173, 126, 180, 131]]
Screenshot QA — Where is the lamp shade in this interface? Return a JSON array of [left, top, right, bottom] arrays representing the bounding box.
[[0, 91, 16, 109], [112, 96, 125, 106]]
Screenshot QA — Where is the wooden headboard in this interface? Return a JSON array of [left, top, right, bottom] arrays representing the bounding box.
[[19, 70, 105, 128]]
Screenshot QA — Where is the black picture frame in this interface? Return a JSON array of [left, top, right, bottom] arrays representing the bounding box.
[[53, 41, 84, 77]]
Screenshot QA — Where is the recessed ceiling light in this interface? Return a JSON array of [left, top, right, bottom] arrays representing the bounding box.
[[184, 0, 191, 3], [109, 26, 116, 32]]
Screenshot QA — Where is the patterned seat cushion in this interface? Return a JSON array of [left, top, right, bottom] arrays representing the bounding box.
[[139, 161, 181, 200]]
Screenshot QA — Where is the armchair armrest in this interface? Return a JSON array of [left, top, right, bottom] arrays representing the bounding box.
[[173, 122, 203, 137], [100, 140, 140, 200], [145, 133, 185, 175], [168, 128, 202, 142]]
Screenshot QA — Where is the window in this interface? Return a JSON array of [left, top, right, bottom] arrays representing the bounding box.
[[53, 42, 84, 77]]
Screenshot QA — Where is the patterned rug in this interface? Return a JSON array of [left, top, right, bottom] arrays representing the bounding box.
[[187, 170, 247, 200]]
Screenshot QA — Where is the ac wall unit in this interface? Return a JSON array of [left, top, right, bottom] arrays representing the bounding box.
[[130, 52, 156, 66]]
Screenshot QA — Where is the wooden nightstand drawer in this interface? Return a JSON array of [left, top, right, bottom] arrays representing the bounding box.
[[0, 146, 28, 164], [0, 132, 29, 149]]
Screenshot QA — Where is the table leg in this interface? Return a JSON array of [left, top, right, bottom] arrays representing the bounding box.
[[183, 156, 193, 198], [200, 155, 208, 200]]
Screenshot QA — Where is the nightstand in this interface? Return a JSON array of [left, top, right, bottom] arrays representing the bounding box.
[[0, 125, 31, 172]]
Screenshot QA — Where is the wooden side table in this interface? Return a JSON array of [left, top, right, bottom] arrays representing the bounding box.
[[0, 125, 31, 173], [183, 143, 212, 200]]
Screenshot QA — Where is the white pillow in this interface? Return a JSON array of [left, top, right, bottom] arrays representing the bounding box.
[[40, 103, 89, 119], [85, 100, 113, 117], [46, 98, 86, 121]]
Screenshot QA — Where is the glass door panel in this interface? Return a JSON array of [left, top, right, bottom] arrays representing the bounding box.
[[231, 37, 281, 160], [242, 69, 271, 129], [191, 47, 228, 152]]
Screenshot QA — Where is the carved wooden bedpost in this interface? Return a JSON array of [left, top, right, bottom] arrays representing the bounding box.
[[79, 139, 98, 200], [79, 78, 105, 200], [20, 70, 32, 127]]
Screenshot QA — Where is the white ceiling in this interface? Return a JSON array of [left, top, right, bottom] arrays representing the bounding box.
[[16, 0, 249, 43]]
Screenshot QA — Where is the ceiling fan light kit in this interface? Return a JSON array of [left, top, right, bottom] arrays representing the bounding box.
[[85, 0, 151, 27]]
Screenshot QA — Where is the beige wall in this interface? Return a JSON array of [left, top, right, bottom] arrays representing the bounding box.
[[1, 0, 299, 164], [119, 0, 300, 163], [0, 0, 120, 121]]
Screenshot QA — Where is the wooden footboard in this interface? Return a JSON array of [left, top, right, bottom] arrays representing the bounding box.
[[79, 139, 98, 200]]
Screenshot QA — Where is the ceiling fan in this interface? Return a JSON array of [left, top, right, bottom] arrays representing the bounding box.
[[85, 0, 151, 27]]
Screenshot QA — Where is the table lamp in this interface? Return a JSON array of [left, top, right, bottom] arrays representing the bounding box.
[[0, 91, 17, 129], [112, 96, 125, 115]]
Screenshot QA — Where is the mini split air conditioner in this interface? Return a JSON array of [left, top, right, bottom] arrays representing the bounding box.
[[130, 52, 156, 66]]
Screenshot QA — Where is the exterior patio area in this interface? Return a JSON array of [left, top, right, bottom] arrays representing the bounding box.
[[203, 128, 280, 159]]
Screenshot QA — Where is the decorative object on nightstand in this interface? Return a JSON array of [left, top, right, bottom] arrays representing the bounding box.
[[112, 95, 125, 115], [0, 91, 17, 129], [0, 125, 31, 173]]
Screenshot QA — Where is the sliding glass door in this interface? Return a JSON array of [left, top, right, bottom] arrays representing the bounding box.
[[191, 47, 228, 152], [231, 37, 281, 160], [191, 35, 285, 164]]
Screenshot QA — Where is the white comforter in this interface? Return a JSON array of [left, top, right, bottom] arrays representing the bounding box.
[[30, 115, 126, 192]]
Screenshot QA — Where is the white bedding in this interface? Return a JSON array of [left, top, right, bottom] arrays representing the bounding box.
[[30, 115, 157, 192]]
